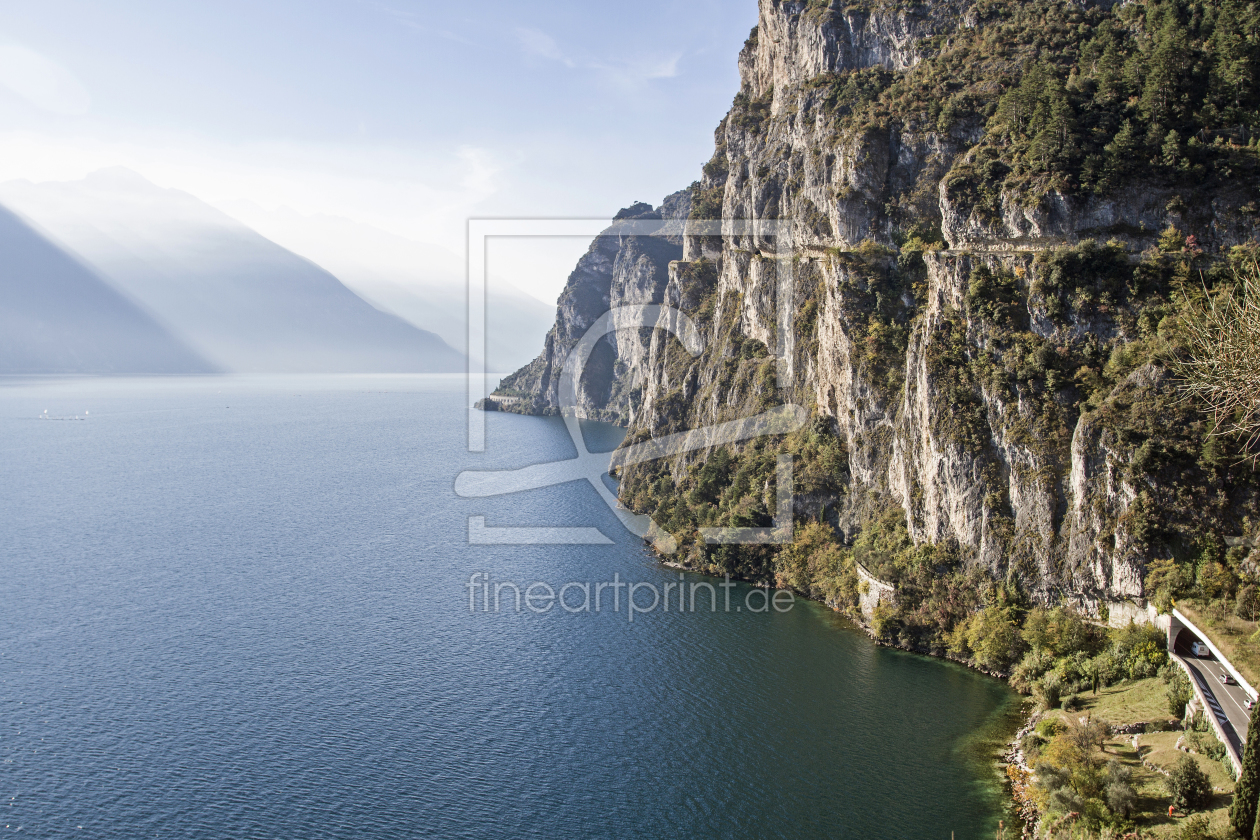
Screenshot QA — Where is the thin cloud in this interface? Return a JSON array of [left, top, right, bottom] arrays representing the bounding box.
[[515, 27, 680, 88], [364, 1, 480, 47], [591, 53, 682, 86], [515, 27, 573, 67]]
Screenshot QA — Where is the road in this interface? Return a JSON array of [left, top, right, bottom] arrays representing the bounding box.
[[1172, 634, 1252, 757]]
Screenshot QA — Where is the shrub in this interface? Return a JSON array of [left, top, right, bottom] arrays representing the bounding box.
[[773, 520, 846, 598], [1034, 674, 1063, 710], [1090, 651, 1123, 687], [1110, 622, 1169, 678], [1175, 814, 1216, 840], [1167, 754, 1214, 812], [1020, 730, 1046, 761], [958, 603, 1026, 671], [1036, 718, 1064, 740], [1054, 651, 1094, 693], [1166, 665, 1193, 717], [870, 601, 899, 641], [1011, 649, 1057, 694], [1188, 728, 1227, 761], [1105, 759, 1137, 818]]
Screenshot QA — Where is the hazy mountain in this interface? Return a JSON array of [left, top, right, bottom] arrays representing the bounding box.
[[218, 202, 556, 372], [0, 169, 464, 374], [0, 205, 215, 375]]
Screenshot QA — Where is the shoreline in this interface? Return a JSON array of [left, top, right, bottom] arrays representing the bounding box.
[[654, 551, 1035, 835]]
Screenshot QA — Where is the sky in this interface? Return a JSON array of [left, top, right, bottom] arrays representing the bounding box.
[[0, 0, 757, 303]]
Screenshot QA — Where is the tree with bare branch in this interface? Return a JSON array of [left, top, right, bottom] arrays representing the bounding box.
[[1173, 256, 1260, 460]]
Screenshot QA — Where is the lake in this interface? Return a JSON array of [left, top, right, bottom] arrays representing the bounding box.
[[1, 374, 1019, 838]]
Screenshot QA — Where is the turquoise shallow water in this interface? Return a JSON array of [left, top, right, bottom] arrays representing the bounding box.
[[0, 374, 1018, 839]]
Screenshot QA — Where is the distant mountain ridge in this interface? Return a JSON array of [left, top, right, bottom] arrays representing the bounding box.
[[0, 169, 465, 374], [0, 205, 215, 375], [218, 201, 556, 373]]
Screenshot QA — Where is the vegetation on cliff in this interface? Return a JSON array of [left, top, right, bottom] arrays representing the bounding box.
[[621, 0, 1260, 674], [1175, 257, 1260, 461]]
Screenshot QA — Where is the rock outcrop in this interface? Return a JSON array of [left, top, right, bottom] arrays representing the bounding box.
[[492, 0, 1260, 616], [492, 191, 690, 424]]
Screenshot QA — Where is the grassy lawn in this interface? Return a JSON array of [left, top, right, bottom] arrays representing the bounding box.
[[1097, 735, 1233, 838], [1177, 599, 1260, 689], [1038, 676, 1236, 837], [1132, 731, 1235, 837], [1070, 676, 1178, 726]]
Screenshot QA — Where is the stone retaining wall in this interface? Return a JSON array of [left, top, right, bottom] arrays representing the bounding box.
[[854, 563, 896, 622]]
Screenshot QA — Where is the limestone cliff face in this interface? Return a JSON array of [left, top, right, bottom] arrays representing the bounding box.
[[940, 181, 1260, 253], [494, 0, 1260, 613], [738, 0, 965, 94], [492, 191, 689, 424]]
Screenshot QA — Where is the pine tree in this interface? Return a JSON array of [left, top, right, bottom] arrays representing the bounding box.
[[1141, 6, 1193, 127], [1102, 119, 1140, 187], [1094, 39, 1127, 105], [1208, 0, 1260, 129], [1230, 699, 1260, 839], [994, 62, 1047, 142], [1161, 129, 1183, 167]]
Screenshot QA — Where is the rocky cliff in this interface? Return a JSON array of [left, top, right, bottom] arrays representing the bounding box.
[[491, 191, 691, 424], [493, 0, 1260, 655]]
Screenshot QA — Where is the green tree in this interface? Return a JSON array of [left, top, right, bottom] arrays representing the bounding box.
[[1141, 6, 1194, 127], [774, 520, 845, 597], [1103, 119, 1140, 185], [1199, 561, 1234, 600], [993, 62, 1047, 141], [958, 603, 1025, 671], [1146, 558, 1191, 613], [1167, 753, 1213, 811], [1091, 28, 1128, 104], [1208, 0, 1260, 128], [1021, 606, 1099, 656], [1167, 665, 1193, 717], [1231, 698, 1260, 838], [1161, 129, 1182, 167], [1030, 78, 1077, 173]]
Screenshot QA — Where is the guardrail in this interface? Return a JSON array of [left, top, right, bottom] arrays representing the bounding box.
[[1169, 654, 1243, 776], [1172, 608, 1258, 700]]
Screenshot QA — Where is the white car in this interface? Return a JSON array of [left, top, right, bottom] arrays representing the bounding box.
[[1191, 641, 1210, 658], [1246, 697, 1256, 711]]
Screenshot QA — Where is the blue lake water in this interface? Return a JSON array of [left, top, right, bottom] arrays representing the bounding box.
[[1, 375, 1019, 838]]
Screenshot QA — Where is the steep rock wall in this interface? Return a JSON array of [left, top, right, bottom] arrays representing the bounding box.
[[493, 192, 689, 424], [493, 0, 1260, 618]]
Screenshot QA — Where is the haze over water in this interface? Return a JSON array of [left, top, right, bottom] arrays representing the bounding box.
[[2, 375, 1018, 839]]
